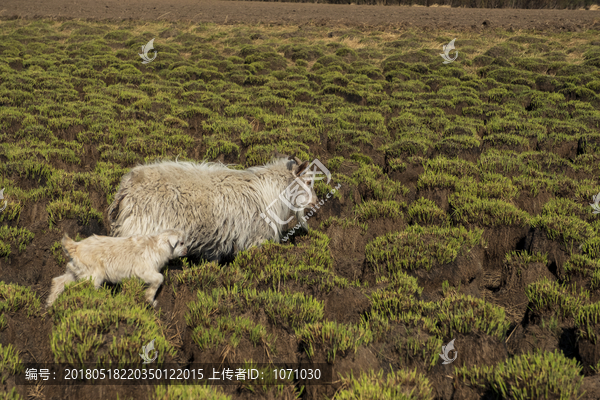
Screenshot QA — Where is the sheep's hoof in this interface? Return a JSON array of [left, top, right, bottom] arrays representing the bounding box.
[[152, 300, 158, 308]]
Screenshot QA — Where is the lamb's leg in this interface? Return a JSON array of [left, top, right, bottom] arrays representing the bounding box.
[[140, 272, 164, 307], [46, 271, 76, 307], [64, 261, 104, 291]]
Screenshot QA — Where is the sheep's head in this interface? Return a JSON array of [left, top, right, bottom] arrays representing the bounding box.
[[289, 155, 319, 210], [268, 148, 320, 212]]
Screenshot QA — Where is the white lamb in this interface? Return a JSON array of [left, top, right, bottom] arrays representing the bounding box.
[[46, 229, 187, 307]]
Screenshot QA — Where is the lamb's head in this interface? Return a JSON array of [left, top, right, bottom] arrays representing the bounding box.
[[162, 229, 188, 258]]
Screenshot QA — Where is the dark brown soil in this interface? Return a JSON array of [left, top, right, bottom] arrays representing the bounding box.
[[2, 0, 600, 32]]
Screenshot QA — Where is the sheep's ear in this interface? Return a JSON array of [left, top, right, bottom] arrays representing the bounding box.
[[294, 161, 310, 177]]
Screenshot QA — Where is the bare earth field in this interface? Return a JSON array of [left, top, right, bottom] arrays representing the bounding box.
[[1, 1, 600, 400], [1, 0, 600, 31]]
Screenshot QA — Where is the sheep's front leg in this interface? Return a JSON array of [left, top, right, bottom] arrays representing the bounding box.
[[92, 273, 105, 290], [141, 272, 164, 307]]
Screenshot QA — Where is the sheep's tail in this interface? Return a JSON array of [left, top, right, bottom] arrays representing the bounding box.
[[61, 234, 77, 259], [107, 170, 137, 235], [107, 187, 129, 235]]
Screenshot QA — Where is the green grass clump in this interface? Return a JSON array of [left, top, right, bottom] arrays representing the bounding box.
[[449, 192, 531, 227], [416, 171, 462, 191], [0, 226, 34, 257], [563, 254, 600, 290], [371, 289, 508, 340], [525, 277, 588, 320], [407, 198, 446, 225], [0, 162, 110, 228], [0, 388, 22, 400], [296, 320, 373, 362], [333, 368, 433, 400], [367, 289, 509, 369], [354, 200, 405, 221], [575, 300, 600, 344], [485, 116, 547, 140], [0, 343, 24, 384], [383, 136, 432, 159], [422, 156, 479, 178], [231, 231, 347, 292], [386, 157, 406, 172], [511, 172, 582, 198], [204, 139, 240, 160], [174, 260, 248, 291], [393, 326, 444, 368], [184, 282, 330, 354], [541, 197, 592, 222], [435, 135, 481, 153], [248, 288, 324, 329], [377, 271, 424, 297], [185, 285, 323, 333], [154, 385, 230, 400], [319, 216, 369, 234], [46, 191, 104, 228], [505, 250, 548, 269], [582, 237, 600, 260], [472, 173, 520, 201], [0, 282, 41, 319], [326, 156, 345, 173], [435, 295, 509, 340], [417, 170, 519, 202], [190, 314, 274, 352], [48, 278, 176, 366], [455, 349, 582, 400], [365, 224, 485, 274], [533, 213, 594, 244], [351, 164, 409, 201], [478, 149, 527, 175]]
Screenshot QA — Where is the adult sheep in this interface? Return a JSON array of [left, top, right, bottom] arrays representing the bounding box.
[[107, 155, 320, 262]]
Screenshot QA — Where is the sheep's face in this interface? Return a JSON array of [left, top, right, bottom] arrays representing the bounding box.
[[288, 158, 320, 211], [303, 183, 319, 210]]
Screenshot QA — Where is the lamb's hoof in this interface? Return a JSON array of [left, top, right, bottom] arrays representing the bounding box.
[[152, 300, 158, 308]]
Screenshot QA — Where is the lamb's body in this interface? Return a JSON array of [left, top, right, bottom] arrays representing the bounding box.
[[108, 157, 314, 262], [46, 229, 187, 307]]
